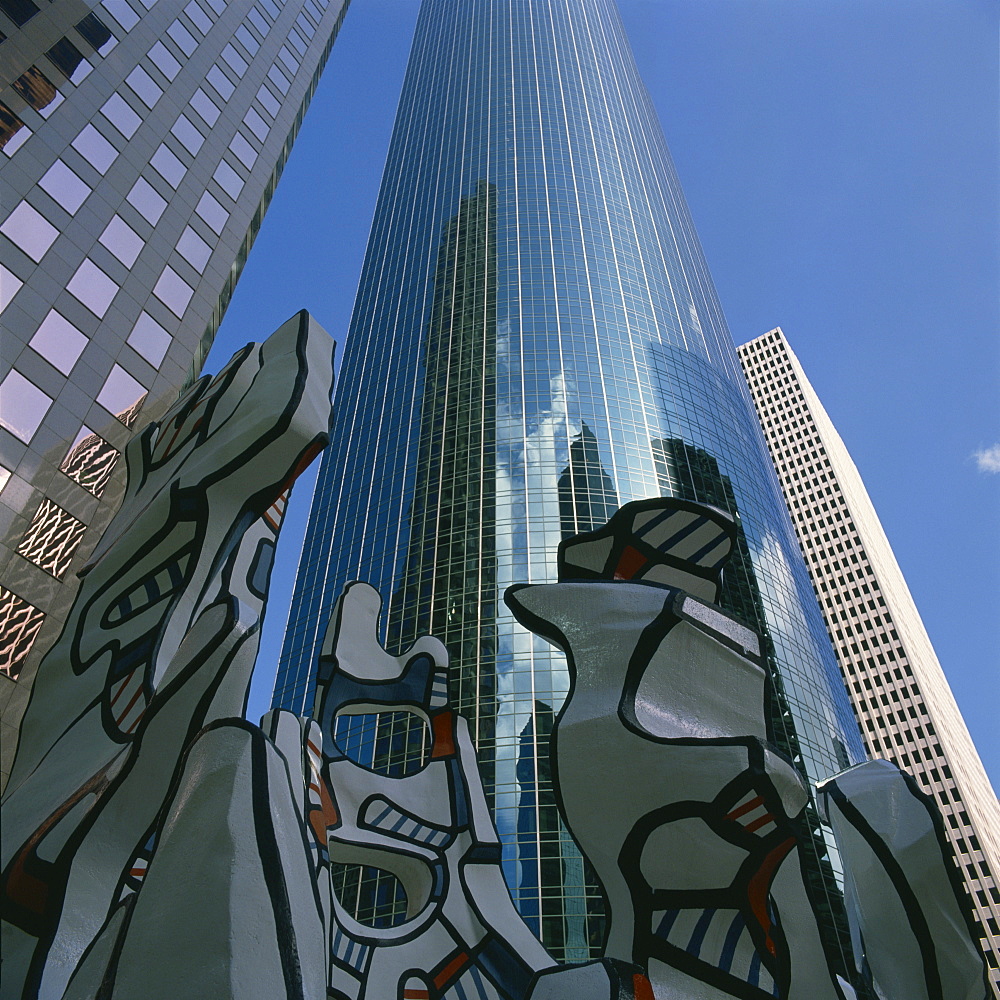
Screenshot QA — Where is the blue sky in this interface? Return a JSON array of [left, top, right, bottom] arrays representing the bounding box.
[[203, 0, 999, 785]]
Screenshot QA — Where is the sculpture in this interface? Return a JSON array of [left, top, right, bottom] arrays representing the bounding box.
[[1, 317, 988, 1000]]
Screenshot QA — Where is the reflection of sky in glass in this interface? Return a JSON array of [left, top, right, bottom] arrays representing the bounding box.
[[276, 0, 865, 964]]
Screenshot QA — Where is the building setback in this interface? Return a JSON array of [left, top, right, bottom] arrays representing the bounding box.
[[738, 326, 1000, 996], [0, 0, 349, 785], [274, 0, 867, 975]]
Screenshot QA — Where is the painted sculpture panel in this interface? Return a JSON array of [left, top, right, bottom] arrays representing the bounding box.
[[1, 317, 988, 1000]]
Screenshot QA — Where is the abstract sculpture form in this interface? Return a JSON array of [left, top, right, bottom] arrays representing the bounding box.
[[1, 312, 336, 1000], [818, 761, 990, 1000], [506, 501, 840, 1000], [1, 311, 989, 999]]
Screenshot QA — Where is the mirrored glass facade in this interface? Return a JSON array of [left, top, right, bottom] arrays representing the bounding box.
[[275, 0, 867, 969]]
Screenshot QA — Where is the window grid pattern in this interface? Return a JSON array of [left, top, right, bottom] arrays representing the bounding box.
[[275, 0, 866, 971], [0, 0, 350, 784], [738, 326, 1000, 994]]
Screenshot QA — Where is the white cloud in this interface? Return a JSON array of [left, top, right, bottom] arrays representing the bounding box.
[[973, 444, 1000, 473]]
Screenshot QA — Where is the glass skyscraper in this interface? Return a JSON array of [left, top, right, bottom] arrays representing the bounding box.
[[275, 0, 866, 971]]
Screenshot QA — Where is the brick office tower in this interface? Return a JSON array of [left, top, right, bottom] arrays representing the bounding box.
[[739, 326, 1000, 996], [0, 0, 349, 785]]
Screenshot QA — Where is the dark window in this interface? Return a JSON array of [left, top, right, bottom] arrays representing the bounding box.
[[75, 12, 112, 52], [0, 0, 39, 28], [12, 65, 57, 112], [0, 100, 24, 149], [46, 37, 85, 80]]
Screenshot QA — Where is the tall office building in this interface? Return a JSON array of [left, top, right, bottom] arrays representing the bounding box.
[[0, 0, 349, 784], [739, 326, 1000, 996], [275, 0, 867, 972]]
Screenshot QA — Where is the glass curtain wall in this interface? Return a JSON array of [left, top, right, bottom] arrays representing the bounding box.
[[275, 0, 866, 969]]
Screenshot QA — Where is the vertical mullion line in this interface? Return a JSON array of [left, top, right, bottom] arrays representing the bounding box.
[[598, 0, 691, 361], [568, 0, 652, 502], [587, 0, 689, 474], [525, 0, 549, 932], [551, 0, 621, 509], [476, 0, 497, 750], [384, 1, 439, 624]]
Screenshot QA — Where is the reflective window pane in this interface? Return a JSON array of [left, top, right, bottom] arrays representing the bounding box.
[[127, 176, 167, 224], [0, 369, 52, 443], [150, 144, 185, 187], [229, 132, 257, 169], [17, 498, 88, 579], [177, 226, 211, 270], [75, 12, 115, 55], [153, 265, 193, 317], [72, 123, 118, 174], [171, 114, 204, 155], [99, 214, 143, 266], [97, 364, 146, 423], [167, 20, 197, 56], [256, 83, 280, 118], [0, 586, 46, 680], [1, 263, 23, 313], [184, 1, 212, 34], [148, 41, 180, 80], [101, 0, 140, 32], [67, 258, 118, 317], [38, 159, 91, 214], [249, 8, 269, 37], [244, 107, 268, 142], [206, 65, 234, 100], [267, 64, 289, 94], [12, 65, 58, 114], [101, 93, 141, 138], [195, 190, 227, 234], [221, 44, 247, 77], [1, 202, 58, 261], [30, 310, 88, 374], [235, 24, 259, 55], [126, 65, 162, 109], [61, 424, 119, 498], [127, 311, 171, 366], [190, 88, 220, 127], [213, 160, 243, 199]]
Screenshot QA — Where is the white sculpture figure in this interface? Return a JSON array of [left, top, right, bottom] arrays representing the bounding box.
[[1, 312, 336, 1000], [505, 499, 845, 1000], [2, 326, 988, 1000], [312, 581, 651, 1000], [818, 760, 990, 1000]]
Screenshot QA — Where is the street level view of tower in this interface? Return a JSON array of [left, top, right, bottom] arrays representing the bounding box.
[[739, 327, 1000, 996], [275, 0, 867, 973], [0, 0, 349, 784]]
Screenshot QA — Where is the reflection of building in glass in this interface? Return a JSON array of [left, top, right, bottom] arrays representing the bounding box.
[[559, 424, 618, 539], [739, 326, 1000, 996], [0, 0, 351, 784], [388, 179, 499, 787], [275, 0, 866, 971]]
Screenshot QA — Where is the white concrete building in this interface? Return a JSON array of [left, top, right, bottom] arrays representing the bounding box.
[[739, 326, 1000, 996]]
